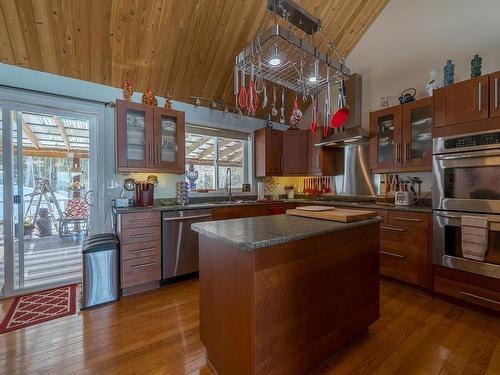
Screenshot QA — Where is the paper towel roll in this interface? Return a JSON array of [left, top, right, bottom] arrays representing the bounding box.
[[257, 182, 265, 200]]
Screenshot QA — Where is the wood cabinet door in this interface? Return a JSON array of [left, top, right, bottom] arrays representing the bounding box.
[[490, 71, 500, 118], [283, 130, 309, 175], [401, 97, 432, 170], [255, 128, 283, 177], [153, 107, 185, 173], [308, 127, 344, 176], [369, 105, 402, 172], [115, 99, 154, 172], [433, 75, 489, 128]]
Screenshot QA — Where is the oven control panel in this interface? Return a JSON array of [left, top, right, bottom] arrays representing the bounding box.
[[444, 131, 500, 150]]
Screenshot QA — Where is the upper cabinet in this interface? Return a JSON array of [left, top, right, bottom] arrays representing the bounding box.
[[433, 72, 500, 137], [490, 71, 500, 118], [255, 128, 283, 177], [309, 127, 344, 176], [115, 100, 185, 173], [282, 130, 309, 175], [370, 97, 432, 172], [433, 75, 489, 127]]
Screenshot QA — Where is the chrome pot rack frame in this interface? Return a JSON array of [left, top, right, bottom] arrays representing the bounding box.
[[234, 24, 350, 96]]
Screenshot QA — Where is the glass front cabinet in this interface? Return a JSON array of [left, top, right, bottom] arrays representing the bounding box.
[[116, 100, 185, 173], [370, 97, 432, 172]]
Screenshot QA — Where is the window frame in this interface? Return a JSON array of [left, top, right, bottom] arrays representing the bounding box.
[[185, 126, 252, 196]]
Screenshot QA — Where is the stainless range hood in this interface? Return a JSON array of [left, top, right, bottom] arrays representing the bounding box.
[[315, 73, 368, 146]]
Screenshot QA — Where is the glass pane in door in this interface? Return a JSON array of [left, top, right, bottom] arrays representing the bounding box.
[[410, 105, 432, 159], [159, 114, 178, 163], [126, 109, 146, 160], [12, 111, 90, 290], [0, 108, 3, 295], [377, 114, 395, 162]]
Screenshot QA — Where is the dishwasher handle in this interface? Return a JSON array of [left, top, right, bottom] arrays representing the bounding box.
[[163, 214, 212, 221]]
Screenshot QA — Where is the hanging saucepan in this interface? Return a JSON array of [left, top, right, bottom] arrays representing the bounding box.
[[398, 88, 416, 104], [331, 76, 349, 129]]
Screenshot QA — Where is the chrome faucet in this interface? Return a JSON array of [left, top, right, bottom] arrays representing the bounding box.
[[225, 168, 232, 201]]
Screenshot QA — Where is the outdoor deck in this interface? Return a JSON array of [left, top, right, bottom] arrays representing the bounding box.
[[0, 234, 82, 292]]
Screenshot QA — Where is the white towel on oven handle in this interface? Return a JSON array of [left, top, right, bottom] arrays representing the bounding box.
[[461, 215, 488, 261]]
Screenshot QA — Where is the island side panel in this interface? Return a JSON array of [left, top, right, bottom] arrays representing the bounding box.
[[253, 223, 380, 375], [198, 236, 255, 375]]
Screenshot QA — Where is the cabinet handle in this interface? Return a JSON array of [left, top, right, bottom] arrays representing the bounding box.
[[130, 233, 156, 239], [395, 143, 400, 164], [393, 217, 421, 222], [380, 250, 405, 259], [478, 81, 482, 112], [495, 78, 498, 109], [130, 262, 156, 269], [129, 247, 157, 254], [461, 291, 500, 306], [157, 144, 161, 165], [381, 226, 407, 232]]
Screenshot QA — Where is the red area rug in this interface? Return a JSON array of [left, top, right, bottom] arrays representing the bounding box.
[[0, 284, 77, 333]]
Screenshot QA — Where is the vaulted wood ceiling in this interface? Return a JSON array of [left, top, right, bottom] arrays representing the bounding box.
[[0, 0, 389, 118]]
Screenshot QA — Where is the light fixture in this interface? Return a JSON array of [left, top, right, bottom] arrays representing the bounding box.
[[268, 42, 282, 67], [308, 58, 319, 84]]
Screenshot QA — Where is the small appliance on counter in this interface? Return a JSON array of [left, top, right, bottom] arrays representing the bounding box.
[[395, 191, 414, 206], [135, 181, 154, 207]]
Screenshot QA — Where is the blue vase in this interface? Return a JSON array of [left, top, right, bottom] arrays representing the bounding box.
[[444, 59, 454, 86]]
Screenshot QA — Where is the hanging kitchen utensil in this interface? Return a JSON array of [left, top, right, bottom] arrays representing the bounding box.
[[323, 66, 331, 138], [233, 66, 242, 119], [310, 94, 317, 133], [239, 69, 247, 109], [280, 88, 285, 124], [262, 84, 268, 109], [331, 71, 349, 129], [256, 55, 264, 94], [247, 63, 259, 115], [271, 86, 278, 117]]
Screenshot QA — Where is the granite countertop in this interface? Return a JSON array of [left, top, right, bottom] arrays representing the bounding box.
[[191, 215, 384, 251], [114, 198, 431, 214]]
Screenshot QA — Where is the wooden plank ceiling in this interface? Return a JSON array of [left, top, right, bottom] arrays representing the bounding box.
[[0, 0, 389, 119]]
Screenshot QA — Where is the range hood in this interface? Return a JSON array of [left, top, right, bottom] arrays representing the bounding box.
[[315, 73, 369, 146]]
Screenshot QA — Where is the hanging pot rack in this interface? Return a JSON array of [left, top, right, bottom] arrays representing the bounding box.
[[234, 0, 350, 97]]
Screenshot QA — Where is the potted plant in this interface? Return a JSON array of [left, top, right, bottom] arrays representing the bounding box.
[[284, 184, 295, 199]]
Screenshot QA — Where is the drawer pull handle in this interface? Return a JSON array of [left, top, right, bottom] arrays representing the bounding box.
[[380, 226, 407, 232], [393, 217, 421, 222], [380, 251, 405, 259], [127, 218, 156, 222], [461, 291, 500, 306], [129, 247, 157, 254], [130, 262, 156, 269]]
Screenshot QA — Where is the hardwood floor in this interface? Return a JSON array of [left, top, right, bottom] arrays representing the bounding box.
[[0, 280, 499, 375]]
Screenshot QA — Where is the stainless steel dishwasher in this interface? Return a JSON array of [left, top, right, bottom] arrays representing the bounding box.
[[162, 209, 212, 280]]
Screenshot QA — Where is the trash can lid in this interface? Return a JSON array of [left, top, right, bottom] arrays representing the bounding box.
[[82, 239, 118, 254]]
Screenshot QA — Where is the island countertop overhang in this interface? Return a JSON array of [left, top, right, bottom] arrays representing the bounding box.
[[191, 214, 383, 251]]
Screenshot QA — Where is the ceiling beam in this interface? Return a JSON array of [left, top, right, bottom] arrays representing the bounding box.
[[22, 122, 41, 149], [186, 136, 211, 155], [52, 116, 71, 151], [219, 143, 242, 159]]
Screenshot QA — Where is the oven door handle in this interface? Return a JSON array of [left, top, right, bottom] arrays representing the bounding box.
[[434, 149, 500, 160], [436, 212, 500, 225]]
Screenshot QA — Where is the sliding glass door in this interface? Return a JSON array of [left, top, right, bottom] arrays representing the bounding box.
[[1, 102, 98, 297]]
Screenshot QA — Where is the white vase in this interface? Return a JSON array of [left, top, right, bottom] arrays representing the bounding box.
[[287, 190, 295, 199]]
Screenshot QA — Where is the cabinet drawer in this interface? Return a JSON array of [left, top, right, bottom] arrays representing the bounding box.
[[120, 211, 161, 229], [434, 276, 500, 312], [121, 254, 161, 289], [388, 211, 428, 228], [120, 226, 161, 244], [121, 240, 161, 261], [380, 224, 429, 287]]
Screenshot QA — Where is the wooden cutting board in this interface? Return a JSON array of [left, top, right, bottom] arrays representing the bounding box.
[[286, 207, 377, 222]]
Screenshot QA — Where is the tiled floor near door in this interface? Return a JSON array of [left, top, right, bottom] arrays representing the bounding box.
[[0, 280, 499, 374]]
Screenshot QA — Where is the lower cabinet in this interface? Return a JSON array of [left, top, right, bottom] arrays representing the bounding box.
[[116, 211, 162, 295], [212, 202, 297, 220], [379, 210, 431, 289], [434, 265, 500, 312]]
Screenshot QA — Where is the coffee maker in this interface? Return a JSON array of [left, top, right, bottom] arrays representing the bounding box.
[[135, 181, 154, 207]]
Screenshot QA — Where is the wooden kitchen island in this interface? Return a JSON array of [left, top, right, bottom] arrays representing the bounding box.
[[192, 213, 383, 375]]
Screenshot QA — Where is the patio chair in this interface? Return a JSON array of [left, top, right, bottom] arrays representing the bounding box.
[[59, 198, 90, 238]]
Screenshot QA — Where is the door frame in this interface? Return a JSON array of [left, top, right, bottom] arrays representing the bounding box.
[[0, 87, 106, 297]]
